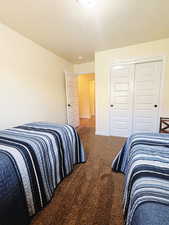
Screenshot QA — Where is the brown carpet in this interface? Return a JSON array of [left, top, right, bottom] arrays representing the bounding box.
[[31, 127, 126, 225]]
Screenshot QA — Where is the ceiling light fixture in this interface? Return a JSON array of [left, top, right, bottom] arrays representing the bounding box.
[[77, 0, 96, 8]]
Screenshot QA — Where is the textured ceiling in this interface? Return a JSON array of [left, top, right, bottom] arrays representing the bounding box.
[[0, 0, 169, 63]]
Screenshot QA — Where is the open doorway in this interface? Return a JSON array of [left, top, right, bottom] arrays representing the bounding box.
[[78, 73, 95, 128]]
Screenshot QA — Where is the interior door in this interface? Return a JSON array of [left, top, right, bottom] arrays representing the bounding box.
[[65, 72, 80, 128], [133, 61, 162, 133], [110, 64, 134, 137]]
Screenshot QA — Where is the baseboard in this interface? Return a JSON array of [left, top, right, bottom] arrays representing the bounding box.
[[95, 130, 109, 136], [80, 116, 91, 119]]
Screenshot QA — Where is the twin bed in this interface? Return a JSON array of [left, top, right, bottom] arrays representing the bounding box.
[[1, 120, 169, 225], [112, 133, 169, 225], [0, 122, 85, 225]]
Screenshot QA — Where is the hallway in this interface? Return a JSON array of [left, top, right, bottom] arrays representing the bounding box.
[[79, 116, 95, 128]]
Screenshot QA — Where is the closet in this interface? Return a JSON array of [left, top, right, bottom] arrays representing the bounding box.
[[109, 59, 162, 137]]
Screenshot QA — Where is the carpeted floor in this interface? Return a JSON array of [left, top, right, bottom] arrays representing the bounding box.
[[31, 127, 126, 225]]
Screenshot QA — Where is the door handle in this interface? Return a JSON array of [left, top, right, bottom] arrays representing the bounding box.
[[154, 105, 158, 108], [110, 104, 114, 107], [68, 104, 71, 107]]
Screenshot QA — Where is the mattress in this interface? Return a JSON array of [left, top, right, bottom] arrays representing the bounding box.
[[0, 122, 85, 225], [112, 133, 169, 225]]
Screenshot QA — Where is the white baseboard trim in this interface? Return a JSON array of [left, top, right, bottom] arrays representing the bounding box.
[[95, 131, 109, 136], [80, 116, 91, 119]]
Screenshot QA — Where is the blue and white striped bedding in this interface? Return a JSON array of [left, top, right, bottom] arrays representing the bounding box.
[[112, 133, 169, 225], [0, 122, 85, 225]]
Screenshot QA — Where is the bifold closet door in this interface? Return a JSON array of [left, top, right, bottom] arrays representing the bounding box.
[[133, 61, 162, 133], [110, 64, 133, 137]]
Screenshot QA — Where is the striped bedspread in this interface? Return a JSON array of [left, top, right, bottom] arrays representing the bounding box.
[[112, 133, 169, 225], [0, 122, 85, 225]]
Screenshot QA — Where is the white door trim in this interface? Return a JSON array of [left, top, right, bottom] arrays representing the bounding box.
[[108, 56, 166, 136], [110, 56, 166, 66]]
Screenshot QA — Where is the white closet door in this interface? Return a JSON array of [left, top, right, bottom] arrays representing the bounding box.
[[110, 64, 134, 137], [133, 61, 162, 133], [65, 72, 80, 128]]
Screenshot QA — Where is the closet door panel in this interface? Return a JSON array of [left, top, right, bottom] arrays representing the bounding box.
[[110, 65, 133, 137], [133, 61, 162, 133]]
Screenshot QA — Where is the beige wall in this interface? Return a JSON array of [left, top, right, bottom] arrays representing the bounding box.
[[74, 62, 95, 74], [0, 23, 73, 130], [78, 74, 95, 118], [89, 80, 95, 116], [95, 38, 169, 135]]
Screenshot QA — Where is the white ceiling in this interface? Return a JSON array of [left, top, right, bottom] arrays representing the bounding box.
[[0, 0, 169, 63]]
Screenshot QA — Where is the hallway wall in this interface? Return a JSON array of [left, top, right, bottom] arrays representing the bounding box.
[[78, 73, 95, 119], [89, 80, 95, 116]]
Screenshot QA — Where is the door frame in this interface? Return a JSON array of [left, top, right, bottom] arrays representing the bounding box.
[[108, 55, 166, 136], [65, 71, 96, 127]]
